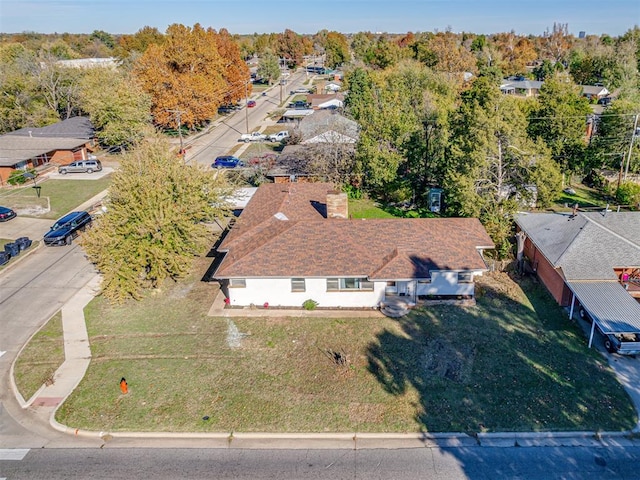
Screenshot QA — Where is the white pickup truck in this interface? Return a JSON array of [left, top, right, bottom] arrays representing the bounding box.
[[268, 130, 290, 143], [239, 132, 267, 143]]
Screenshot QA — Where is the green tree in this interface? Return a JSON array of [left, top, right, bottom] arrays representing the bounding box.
[[78, 68, 152, 148], [257, 53, 281, 85], [446, 78, 561, 256], [80, 136, 232, 302], [528, 72, 592, 175]]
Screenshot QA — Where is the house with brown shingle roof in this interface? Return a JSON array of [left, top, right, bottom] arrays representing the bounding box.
[[212, 183, 494, 308]]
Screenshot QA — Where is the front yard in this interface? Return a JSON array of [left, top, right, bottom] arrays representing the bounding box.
[[0, 176, 111, 219], [50, 257, 636, 433]]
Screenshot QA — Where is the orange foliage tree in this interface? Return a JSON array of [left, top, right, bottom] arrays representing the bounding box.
[[133, 23, 249, 130]]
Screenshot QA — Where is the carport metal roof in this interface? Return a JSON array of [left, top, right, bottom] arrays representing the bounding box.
[[568, 281, 640, 336]]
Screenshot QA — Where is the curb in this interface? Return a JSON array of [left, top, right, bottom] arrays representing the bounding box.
[[43, 424, 640, 449], [0, 241, 43, 277]]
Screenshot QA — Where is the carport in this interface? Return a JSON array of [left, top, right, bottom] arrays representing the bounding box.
[[567, 281, 640, 348]]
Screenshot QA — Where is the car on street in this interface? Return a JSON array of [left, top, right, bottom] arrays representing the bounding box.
[[43, 211, 92, 246], [247, 100, 256, 108], [0, 206, 17, 222], [212, 156, 244, 168], [239, 131, 267, 143], [58, 159, 102, 174], [268, 130, 290, 143]]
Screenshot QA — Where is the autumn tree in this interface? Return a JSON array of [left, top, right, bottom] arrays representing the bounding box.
[[78, 67, 152, 148], [276, 29, 312, 67], [540, 23, 572, 64], [133, 23, 247, 130], [492, 31, 537, 76], [324, 31, 349, 69], [216, 28, 251, 104], [350, 31, 375, 62], [427, 31, 477, 76], [80, 136, 232, 302], [115, 26, 164, 58]]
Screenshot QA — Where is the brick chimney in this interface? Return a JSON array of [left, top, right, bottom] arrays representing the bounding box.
[[326, 190, 348, 219]]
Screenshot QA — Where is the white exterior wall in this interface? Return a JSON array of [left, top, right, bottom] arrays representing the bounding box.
[[415, 271, 478, 296], [228, 278, 386, 308]]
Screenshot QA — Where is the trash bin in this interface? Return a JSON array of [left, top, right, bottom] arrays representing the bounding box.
[[15, 237, 32, 250], [4, 242, 20, 258], [0, 251, 9, 266]]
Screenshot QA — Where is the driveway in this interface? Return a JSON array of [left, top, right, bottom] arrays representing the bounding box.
[[46, 166, 114, 180], [574, 312, 640, 430]]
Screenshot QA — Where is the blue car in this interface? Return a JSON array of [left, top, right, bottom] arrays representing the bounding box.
[[212, 156, 244, 168], [44, 211, 92, 246]]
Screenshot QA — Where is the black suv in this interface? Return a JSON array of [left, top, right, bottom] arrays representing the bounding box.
[[44, 211, 92, 246]]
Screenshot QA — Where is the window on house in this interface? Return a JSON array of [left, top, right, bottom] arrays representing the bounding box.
[[291, 278, 305, 292], [327, 278, 373, 291], [418, 279, 431, 284], [229, 278, 246, 288], [457, 272, 473, 284]]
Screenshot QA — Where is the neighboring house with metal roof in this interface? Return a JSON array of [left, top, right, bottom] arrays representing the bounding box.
[[515, 211, 640, 347], [212, 183, 494, 309], [0, 117, 96, 184], [298, 110, 359, 145]]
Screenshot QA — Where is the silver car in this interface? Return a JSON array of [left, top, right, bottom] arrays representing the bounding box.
[[59, 159, 102, 174]]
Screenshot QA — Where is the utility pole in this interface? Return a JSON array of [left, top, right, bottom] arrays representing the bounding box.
[[624, 113, 639, 181], [168, 109, 186, 163], [244, 81, 249, 134]]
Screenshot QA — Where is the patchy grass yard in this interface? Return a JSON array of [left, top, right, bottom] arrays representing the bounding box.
[[349, 198, 396, 219], [0, 176, 111, 219], [54, 257, 636, 433], [14, 311, 65, 401]]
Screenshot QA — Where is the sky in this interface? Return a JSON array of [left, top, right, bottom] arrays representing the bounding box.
[[1, 0, 638, 37]]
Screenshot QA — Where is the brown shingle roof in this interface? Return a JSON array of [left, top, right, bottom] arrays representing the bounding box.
[[214, 183, 494, 279]]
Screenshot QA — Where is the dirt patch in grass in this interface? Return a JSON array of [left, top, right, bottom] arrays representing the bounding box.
[[14, 311, 65, 401], [54, 259, 637, 434]]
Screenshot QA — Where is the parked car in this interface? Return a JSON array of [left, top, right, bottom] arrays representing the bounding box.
[[247, 100, 256, 108], [597, 97, 613, 106], [43, 211, 92, 246], [290, 87, 309, 94], [0, 206, 17, 222], [58, 159, 102, 174], [212, 156, 244, 168], [291, 100, 310, 109], [579, 307, 640, 355], [268, 131, 290, 143], [239, 131, 267, 143]]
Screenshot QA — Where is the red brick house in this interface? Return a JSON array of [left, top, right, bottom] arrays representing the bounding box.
[[0, 117, 96, 184]]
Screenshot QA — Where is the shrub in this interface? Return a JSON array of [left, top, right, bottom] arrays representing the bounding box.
[[616, 182, 640, 209], [302, 299, 318, 310], [8, 169, 37, 185]]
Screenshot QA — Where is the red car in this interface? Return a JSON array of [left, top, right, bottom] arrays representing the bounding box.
[[247, 100, 256, 108]]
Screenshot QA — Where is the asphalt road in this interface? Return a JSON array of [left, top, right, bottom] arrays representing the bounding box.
[[187, 71, 307, 167], [2, 445, 640, 479], [0, 242, 97, 447]]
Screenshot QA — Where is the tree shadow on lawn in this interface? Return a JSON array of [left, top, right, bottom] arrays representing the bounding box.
[[366, 274, 636, 434]]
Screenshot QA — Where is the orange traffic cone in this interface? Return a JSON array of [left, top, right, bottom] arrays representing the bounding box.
[[120, 377, 128, 395]]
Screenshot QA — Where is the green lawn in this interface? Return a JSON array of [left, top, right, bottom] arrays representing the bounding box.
[[553, 183, 610, 211], [52, 257, 636, 434], [0, 176, 111, 219], [349, 198, 396, 219], [14, 311, 65, 401]]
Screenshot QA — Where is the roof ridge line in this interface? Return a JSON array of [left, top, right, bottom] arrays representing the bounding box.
[[554, 215, 589, 266], [583, 214, 640, 251]]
